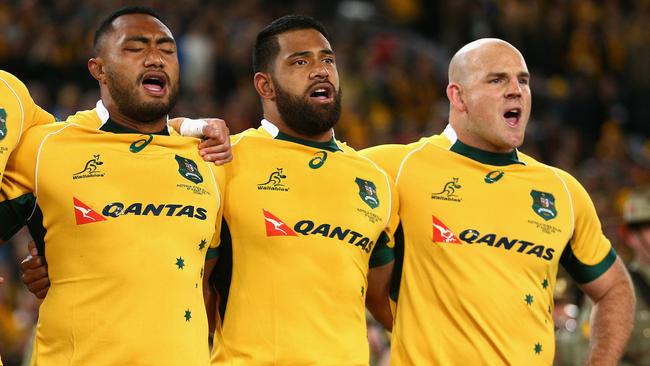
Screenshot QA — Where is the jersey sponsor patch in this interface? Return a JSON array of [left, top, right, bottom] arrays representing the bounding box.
[[263, 209, 297, 236], [73, 197, 107, 225], [432, 215, 460, 244]]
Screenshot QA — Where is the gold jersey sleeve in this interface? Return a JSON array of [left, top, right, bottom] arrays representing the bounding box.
[[0, 70, 55, 182]]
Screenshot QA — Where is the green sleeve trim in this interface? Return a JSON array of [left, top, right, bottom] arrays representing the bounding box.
[[389, 223, 404, 301], [206, 247, 219, 260], [0, 193, 35, 241], [560, 245, 617, 284], [369, 231, 394, 268]]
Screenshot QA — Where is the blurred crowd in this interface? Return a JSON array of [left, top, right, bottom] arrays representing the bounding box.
[[0, 0, 648, 365]]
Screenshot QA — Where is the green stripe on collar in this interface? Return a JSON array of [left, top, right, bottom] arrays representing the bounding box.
[[275, 131, 341, 152], [450, 139, 523, 166], [100, 119, 170, 136]]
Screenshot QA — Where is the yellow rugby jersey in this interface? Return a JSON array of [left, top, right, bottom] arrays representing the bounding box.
[[361, 124, 615, 365], [210, 120, 398, 366], [0, 107, 223, 366], [0, 70, 55, 182]]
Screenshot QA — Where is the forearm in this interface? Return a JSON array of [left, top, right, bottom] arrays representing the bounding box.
[[585, 269, 635, 365]]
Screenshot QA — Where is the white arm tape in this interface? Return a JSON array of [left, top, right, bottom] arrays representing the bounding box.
[[180, 118, 208, 137]]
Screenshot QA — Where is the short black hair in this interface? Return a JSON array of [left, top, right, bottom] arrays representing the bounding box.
[[253, 15, 330, 73], [93, 6, 168, 53]]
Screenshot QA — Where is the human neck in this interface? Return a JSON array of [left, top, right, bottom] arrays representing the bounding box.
[[263, 110, 333, 142], [102, 98, 167, 134]]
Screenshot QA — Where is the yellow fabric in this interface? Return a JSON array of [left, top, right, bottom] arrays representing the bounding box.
[[0, 70, 55, 182], [361, 130, 613, 365], [211, 124, 398, 366], [1, 109, 223, 366]]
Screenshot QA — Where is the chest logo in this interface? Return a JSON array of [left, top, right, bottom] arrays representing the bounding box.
[[73, 154, 105, 179], [263, 209, 297, 236], [175, 155, 203, 184], [355, 178, 379, 209], [309, 151, 328, 169], [73, 197, 107, 225], [432, 215, 460, 244], [531, 190, 557, 221], [0, 108, 7, 141], [258, 168, 289, 192], [130, 134, 153, 153], [485, 170, 504, 183], [431, 177, 462, 202]]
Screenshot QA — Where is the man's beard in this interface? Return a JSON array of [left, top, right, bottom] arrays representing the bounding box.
[[106, 69, 179, 123], [274, 79, 342, 137]]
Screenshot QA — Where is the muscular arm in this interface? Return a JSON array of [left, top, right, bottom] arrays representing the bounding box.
[[366, 261, 394, 331], [581, 257, 635, 366], [203, 257, 219, 334]]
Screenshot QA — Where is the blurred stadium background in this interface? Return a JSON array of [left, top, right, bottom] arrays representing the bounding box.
[[0, 0, 648, 365]]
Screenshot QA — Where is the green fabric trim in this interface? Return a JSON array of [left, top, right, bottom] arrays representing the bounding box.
[[389, 223, 404, 301], [450, 139, 523, 166], [0, 193, 36, 241], [560, 246, 617, 284], [275, 131, 341, 152], [206, 247, 220, 260], [369, 231, 394, 268], [100, 119, 170, 136]]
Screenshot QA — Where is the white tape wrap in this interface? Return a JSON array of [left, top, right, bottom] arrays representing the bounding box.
[[180, 118, 208, 137]]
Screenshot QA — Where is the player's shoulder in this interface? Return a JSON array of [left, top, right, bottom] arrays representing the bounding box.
[[17, 121, 72, 151], [63, 108, 102, 128], [360, 135, 440, 178], [0, 70, 29, 98], [230, 127, 267, 146], [519, 150, 586, 194]]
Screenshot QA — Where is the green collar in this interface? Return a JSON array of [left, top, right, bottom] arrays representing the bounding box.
[[100, 118, 170, 136], [450, 139, 523, 166], [275, 130, 341, 152]]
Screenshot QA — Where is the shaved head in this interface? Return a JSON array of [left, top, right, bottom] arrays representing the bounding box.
[[448, 38, 524, 85], [445, 38, 531, 153]]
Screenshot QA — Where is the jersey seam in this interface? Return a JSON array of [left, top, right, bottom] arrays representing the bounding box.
[[33, 124, 76, 212], [549, 167, 575, 240], [395, 142, 427, 186], [205, 160, 222, 249], [0, 74, 26, 151]]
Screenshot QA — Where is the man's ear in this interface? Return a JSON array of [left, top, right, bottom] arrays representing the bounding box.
[[88, 57, 105, 84], [446, 82, 467, 113], [253, 72, 275, 100]]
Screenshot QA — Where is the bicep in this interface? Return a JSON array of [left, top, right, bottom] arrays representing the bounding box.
[[580, 257, 632, 303]]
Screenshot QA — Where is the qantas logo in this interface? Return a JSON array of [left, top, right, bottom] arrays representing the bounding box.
[[432, 215, 555, 261], [263, 209, 297, 236], [72, 197, 208, 224], [73, 197, 107, 225], [432, 215, 460, 244], [262, 209, 375, 253]]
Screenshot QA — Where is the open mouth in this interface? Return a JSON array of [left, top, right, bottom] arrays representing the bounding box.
[[503, 108, 522, 126], [141, 72, 167, 96], [308, 83, 334, 103]]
